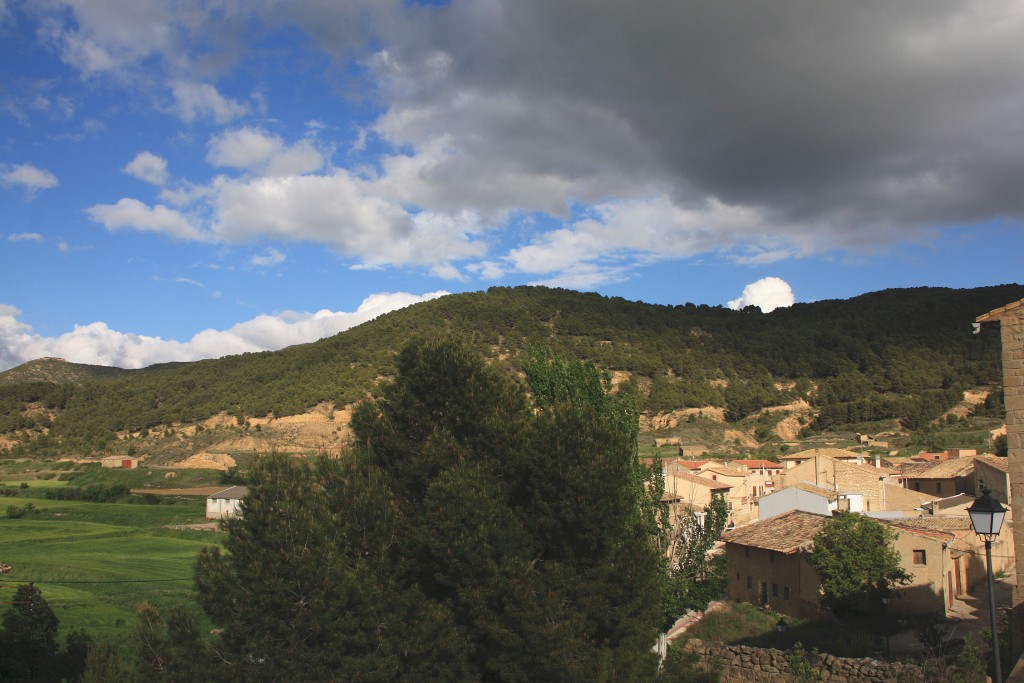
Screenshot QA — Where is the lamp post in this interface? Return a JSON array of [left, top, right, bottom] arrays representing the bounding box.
[[967, 487, 1007, 683]]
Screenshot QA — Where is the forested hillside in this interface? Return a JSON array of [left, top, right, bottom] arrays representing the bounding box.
[[1, 284, 1021, 458]]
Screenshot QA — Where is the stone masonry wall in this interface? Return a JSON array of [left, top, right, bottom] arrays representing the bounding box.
[[1000, 307, 1024, 650], [683, 639, 923, 682]]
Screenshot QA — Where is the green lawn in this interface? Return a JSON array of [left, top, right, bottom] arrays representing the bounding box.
[[0, 495, 218, 640]]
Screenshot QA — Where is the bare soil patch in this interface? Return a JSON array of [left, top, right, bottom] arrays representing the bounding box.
[[165, 521, 221, 532], [130, 486, 225, 496]]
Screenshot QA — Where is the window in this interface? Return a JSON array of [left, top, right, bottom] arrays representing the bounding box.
[[769, 551, 775, 564], [936, 482, 943, 495], [745, 546, 750, 558], [747, 576, 752, 589], [772, 583, 779, 597], [913, 549, 927, 565], [784, 586, 791, 600]]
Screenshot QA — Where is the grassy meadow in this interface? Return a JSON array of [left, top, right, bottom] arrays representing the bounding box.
[[0, 469, 223, 641]]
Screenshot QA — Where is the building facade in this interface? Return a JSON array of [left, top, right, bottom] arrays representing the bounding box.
[[977, 298, 1024, 649]]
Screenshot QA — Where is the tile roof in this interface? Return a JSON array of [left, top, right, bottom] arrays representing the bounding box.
[[975, 454, 1009, 473], [779, 447, 862, 461], [721, 510, 829, 554], [733, 459, 784, 470], [977, 298, 1024, 323], [676, 459, 712, 470], [896, 456, 976, 479], [884, 516, 974, 533], [880, 516, 970, 543], [667, 471, 733, 491], [789, 482, 840, 502], [701, 465, 748, 478]]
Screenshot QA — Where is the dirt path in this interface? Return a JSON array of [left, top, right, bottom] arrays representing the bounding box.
[[130, 486, 226, 496]]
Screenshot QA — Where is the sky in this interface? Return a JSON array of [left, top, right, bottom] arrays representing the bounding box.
[[2, 1, 1024, 371]]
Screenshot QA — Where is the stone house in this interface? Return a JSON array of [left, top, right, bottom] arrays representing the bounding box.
[[660, 458, 715, 475], [662, 470, 732, 524], [206, 485, 249, 520], [780, 452, 928, 512], [731, 459, 784, 495], [882, 516, 1013, 615], [778, 447, 872, 469], [974, 454, 1010, 504], [699, 464, 761, 524], [722, 510, 828, 617], [895, 456, 976, 498], [722, 510, 1011, 619]]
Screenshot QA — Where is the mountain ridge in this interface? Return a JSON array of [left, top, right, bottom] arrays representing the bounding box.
[[1, 284, 1021, 463]]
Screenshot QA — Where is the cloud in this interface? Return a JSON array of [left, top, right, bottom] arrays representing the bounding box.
[[0, 291, 449, 371], [86, 198, 207, 241], [31, 2, 1024, 286], [207, 128, 285, 169], [123, 152, 169, 186], [207, 127, 324, 176], [8, 233, 44, 242], [169, 81, 247, 124], [251, 247, 286, 267], [2, 164, 59, 195], [727, 277, 796, 314]]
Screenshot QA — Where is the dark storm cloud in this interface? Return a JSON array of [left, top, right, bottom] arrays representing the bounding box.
[[373, 0, 1024, 243]]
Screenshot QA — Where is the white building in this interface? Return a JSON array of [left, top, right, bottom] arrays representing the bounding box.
[[206, 485, 249, 520]]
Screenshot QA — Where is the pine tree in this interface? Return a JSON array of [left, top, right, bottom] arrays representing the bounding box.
[[0, 583, 60, 682], [194, 338, 663, 681]]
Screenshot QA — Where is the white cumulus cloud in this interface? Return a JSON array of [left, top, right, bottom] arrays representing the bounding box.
[[2, 164, 59, 195], [727, 277, 795, 313], [170, 81, 248, 124], [124, 152, 169, 186], [207, 127, 324, 176], [0, 291, 449, 371], [86, 198, 207, 241]]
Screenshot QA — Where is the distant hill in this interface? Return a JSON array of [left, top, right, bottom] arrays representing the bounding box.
[[1, 284, 1021, 462], [0, 357, 130, 386]]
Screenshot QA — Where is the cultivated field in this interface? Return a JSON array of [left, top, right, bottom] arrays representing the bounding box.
[[0, 475, 221, 641]]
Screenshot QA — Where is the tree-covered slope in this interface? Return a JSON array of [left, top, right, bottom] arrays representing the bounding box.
[[1, 284, 1021, 456]]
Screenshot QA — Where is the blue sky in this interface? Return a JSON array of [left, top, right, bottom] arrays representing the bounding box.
[[2, 1, 1023, 370]]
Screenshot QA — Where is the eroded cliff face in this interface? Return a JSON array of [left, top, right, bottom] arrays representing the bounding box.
[[104, 403, 357, 469]]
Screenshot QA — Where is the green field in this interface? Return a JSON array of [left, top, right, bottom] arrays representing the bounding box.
[[0, 493, 218, 640]]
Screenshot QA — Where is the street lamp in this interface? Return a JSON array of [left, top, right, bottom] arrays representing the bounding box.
[[967, 487, 1006, 683]]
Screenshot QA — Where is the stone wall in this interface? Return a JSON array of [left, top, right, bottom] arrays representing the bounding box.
[[683, 639, 923, 682], [978, 299, 1024, 653], [1002, 310, 1024, 628]]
